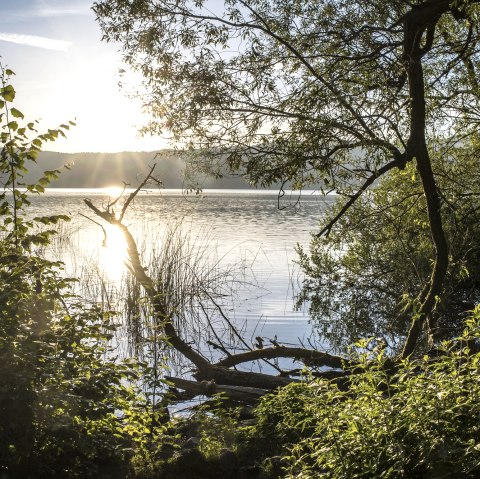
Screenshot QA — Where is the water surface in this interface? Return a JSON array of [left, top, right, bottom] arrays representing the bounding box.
[[31, 188, 334, 371]]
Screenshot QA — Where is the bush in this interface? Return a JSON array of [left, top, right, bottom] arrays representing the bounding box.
[[0, 66, 166, 478], [253, 308, 480, 479]]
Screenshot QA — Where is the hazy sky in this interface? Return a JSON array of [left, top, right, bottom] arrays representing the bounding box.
[[1, 0, 165, 153]]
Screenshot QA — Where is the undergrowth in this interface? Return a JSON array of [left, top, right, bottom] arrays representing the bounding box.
[[252, 307, 480, 478], [0, 65, 168, 478]]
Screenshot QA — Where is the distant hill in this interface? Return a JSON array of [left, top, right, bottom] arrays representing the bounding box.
[[29, 151, 252, 189]]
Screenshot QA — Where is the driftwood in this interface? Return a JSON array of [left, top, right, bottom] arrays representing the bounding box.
[[83, 165, 349, 396], [166, 376, 269, 403]]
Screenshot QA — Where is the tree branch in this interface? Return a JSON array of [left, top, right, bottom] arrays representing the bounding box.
[[215, 346, 347, 369], [316, 156, 406, 238]]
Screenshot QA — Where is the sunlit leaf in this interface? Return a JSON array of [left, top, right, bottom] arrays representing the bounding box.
[[0, 84, 15, 102], [10, 108, 24, 119], [7, 121, 18, 131]]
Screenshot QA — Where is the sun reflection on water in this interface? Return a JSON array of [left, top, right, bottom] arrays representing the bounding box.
[[98, 223, 128, 281]]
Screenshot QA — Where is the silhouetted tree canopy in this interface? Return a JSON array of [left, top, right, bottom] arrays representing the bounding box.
[[94, 0, 480, 355]]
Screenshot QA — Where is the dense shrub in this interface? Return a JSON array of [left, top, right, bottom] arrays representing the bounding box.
[[254, 308, 480, 479]]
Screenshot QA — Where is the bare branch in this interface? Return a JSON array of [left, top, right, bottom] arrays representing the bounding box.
[[79, 212, 107, 247], [84, 177, 211, 371], [215, 346, 347, 369], [119, 163, 157, 221]]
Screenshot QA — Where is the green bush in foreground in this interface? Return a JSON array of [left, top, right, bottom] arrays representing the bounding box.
[[0, 66, 166, 478], [254, 308, 480, 479]]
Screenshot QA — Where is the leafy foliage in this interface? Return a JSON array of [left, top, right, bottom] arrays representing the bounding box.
[[94, 0, 480, 355], [253, 307, 480, 479], [298, 142, 480, 352], [0, 66, 166, 478], [195, 396, 241, 460], [94, 0, 480, 189]]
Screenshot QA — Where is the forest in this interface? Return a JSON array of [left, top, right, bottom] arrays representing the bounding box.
[[2, 0, 480, 478]]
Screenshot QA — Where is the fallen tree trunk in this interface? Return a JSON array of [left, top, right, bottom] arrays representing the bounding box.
[[166, 376, 269, 403], [215, 346, 346, 369], [194, 365, 296, 389], [83, 167, 349, 393]]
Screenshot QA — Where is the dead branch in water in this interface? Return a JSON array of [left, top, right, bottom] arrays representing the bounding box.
[[83, 165, 348, 395]]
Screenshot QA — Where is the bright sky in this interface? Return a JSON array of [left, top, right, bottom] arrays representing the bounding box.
[[1, 0, 166, 153]]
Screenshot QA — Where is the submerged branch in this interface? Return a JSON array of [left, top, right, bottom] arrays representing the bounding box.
[[166, 376, 268, 404]]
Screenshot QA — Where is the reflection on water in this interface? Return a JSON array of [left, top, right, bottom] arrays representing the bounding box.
[[31, 189, 335, 368], [99, 223, 128, 281]]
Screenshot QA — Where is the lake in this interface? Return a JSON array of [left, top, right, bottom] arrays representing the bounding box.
[[30, 188, 335, 374]]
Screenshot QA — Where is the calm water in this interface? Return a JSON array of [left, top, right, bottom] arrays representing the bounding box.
[[30, 188, 334, 372]]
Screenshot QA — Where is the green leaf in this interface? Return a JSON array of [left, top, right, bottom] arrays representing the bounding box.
[[44, 170, 60, 180], [0, 84, 15, 102], [26, 149, 39, 161], [7, 121, 18, 131], [10, 108, 24, 119]]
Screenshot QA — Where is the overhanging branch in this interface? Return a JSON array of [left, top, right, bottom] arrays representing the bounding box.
[[316, 156, 406, 238]]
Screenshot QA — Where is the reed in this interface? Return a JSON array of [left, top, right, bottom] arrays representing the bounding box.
[[40, 215, 254, 370]]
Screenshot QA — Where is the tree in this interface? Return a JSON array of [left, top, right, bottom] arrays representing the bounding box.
[[94, 0, 480, 356], [298, 142, 480, 353], [83, 170, 347, 391]]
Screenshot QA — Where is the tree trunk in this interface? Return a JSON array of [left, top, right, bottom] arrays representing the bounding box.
[[166, 376, 269, 403], [401, 6, 449, 358]]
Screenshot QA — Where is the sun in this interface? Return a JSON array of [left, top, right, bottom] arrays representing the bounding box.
[[102, 185, 125, 198]]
